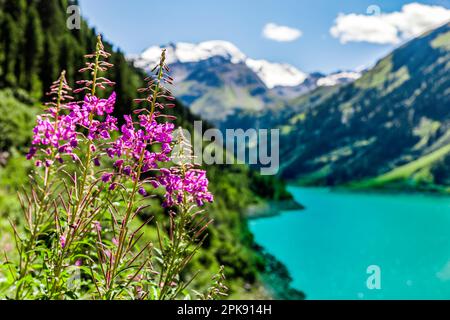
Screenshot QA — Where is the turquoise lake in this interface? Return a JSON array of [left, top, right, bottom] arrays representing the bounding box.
[[249, 186, 450, 299]]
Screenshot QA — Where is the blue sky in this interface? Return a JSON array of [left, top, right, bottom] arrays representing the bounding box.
[[78, 0, 450, 73]]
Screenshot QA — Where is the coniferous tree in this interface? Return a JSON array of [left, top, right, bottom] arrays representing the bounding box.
[[0, 1, 4, 76], [24, 6, 44, 95], [39, 35, 59, 97], [58, 35, 76, 87], [1, 0, 27, 86], [1, 15, 19, 86], [37, 0, 65, 36], [111, 52, 132, 116], [6, 0, 27, 85]]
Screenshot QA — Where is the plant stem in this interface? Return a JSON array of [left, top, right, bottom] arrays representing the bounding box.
[[15, 71, 67, 299], [47, 39, 103, 298], [105, 62, 165, 297]]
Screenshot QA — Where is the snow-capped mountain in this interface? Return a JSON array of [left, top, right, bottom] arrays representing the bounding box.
[[135, 41, 246, 67], [130, 40, 361, 124], [133, 40, 309, 89]]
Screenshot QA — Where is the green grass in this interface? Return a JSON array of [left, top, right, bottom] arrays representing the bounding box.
[[431, 31, 450, 50], [295, 165, 332, 186], [351, 144, 450, 189], [355, 54, 393, 90]]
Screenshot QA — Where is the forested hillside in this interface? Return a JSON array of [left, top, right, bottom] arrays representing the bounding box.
[[233, 22, 450, 191], [279, 22, 450, 190], [0, 0, 144, 115]]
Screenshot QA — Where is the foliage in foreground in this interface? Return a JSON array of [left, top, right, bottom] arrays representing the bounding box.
[[0, 36, 227, 300], [0, 0, 301, 299]]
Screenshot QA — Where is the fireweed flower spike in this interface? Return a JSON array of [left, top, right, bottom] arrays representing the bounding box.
[[40, 36, 118, 298], [156, 128, 214, 300], [156, 129, 213, 208], [67, 92, 118, 141], [97, 50, 179, 297], [105, 49, 175, 184], [74, 35, 115, 96], [158, 167, 214, 207], [40, 36, 120, 299], [7, 39, 221, 300], [12, 71, 76, 299], [27, 71, 77, 164]]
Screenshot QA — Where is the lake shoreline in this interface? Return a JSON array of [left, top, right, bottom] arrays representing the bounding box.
[[255, 244, 306, 300], [291, 182, 450, 197], [246, 197, 306, 299], [246, 199, 304, 220]]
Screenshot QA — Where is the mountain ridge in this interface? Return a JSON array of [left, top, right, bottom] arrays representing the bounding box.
[[131, 40, 360, 124]]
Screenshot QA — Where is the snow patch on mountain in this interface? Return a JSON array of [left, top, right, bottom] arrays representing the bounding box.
[[137, 40, 246, 67], [316, 71, 361, 87], [246, 58, 308, 89]]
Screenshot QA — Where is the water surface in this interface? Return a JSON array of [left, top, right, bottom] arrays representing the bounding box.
[[249, 187, 450, 299]]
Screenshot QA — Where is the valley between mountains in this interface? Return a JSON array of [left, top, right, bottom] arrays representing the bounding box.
[[133, 22, 450, 192]]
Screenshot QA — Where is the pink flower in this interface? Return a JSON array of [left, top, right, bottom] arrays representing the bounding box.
[[93, 221, 102, 232], [26, 147, 37, 160], [27, 92, 118, 166], [138, 187, 147, 197], [27, 112, 78, 164], [157, 168, 213, 207], [101, 173, 113, 183], [60, 235, 66, 248], [109, 183, 117, 191], [114, 159, 124, 168], [123, 166, 132, 176], [67, 92, 118, 141], [107, 114, 174, 178]]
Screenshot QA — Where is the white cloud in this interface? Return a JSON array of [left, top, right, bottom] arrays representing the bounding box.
[[262, 23, 302, 42], [330, 3, 450, 45]]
